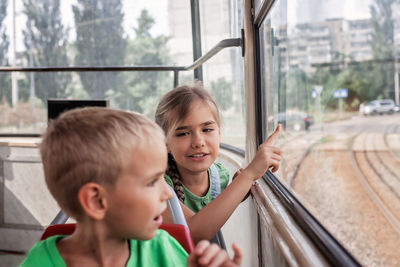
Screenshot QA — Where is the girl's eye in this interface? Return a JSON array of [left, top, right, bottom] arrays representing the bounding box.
[[203, 128, 214, 133], [176, 132, 189, 137]]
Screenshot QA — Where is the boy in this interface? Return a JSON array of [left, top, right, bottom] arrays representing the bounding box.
[[22, 107, 241, 266]]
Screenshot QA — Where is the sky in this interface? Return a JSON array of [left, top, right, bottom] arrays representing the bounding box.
[[5, 0, 375, 61], [290, 0, 372, 23], [6, 0, 169, 60]]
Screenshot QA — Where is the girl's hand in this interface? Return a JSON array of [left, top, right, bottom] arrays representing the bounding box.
[[187, 241, 242, 267], [243, 125, 282, 181]]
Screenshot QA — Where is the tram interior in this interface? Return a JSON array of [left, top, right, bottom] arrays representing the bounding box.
[[1, 0, 400, 266]]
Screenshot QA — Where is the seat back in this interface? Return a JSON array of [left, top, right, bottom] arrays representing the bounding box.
[[159, 223, 194, 253], [40, 223, 194, 253], [40, 223, 75, 240]]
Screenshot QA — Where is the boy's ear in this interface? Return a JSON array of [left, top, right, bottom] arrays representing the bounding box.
[[78, 183, 108, 220]]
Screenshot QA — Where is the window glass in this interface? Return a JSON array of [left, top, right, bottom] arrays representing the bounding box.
[[199, 0, 245, 149], [0, 0, 190, 134], [260, 0, 400, 265]]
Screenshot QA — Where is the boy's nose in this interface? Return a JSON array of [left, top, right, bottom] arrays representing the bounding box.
[[161, 180, 173, 200]]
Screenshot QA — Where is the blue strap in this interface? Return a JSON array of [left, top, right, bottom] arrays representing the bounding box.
[[210, 163, 221, 199]]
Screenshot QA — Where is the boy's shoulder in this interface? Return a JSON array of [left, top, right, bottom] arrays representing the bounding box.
[[128, 229, 188, 266], [21, 235, 66, 267], [22, 230, 187, 267]]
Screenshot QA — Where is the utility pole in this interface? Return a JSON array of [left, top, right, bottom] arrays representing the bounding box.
[[11, 0, 18, 109], [394, 5, 399, 105], [314, 85, 323, 131], [29, 52, 35, 115]]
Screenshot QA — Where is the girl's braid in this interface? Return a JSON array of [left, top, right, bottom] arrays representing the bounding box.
[[166, 154, 185, 202]]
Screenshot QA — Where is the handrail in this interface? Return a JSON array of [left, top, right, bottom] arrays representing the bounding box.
[[0, 38, 242, 73], [219, 142, 245, 157], [0, 65, 185, 72], [0, 37, 241, 89], [184, 38, 242, 71]]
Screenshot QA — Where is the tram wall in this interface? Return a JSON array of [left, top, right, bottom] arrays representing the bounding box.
[[216, 149, 258, 267], [0, 144, 59, 252]]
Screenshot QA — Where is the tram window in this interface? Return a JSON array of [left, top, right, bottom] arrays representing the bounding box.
[[203, 52, 246, 150], [0, 0, 194, 135], [259, 0, 400, 266], [198, 0, 245, 149], [0, 71, 172, 134]]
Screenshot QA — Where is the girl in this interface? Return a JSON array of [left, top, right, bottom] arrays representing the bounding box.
[[155, 83, 282, 243]]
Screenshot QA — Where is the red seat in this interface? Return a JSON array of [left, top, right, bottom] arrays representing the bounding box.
[[40, 223, 75, 240], [41, 223, 194, 254], [159, 223, 194, 254]]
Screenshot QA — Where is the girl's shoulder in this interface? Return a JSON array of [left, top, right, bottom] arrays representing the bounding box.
[[213, 162, 229, 176], [212, 162, 230, 189], [164, 173, 174, 187]]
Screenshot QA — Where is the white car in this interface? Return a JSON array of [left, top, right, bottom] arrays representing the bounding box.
[[360, 99, 395, 115]]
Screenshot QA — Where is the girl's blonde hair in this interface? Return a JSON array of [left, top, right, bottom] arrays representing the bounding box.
[[155, 82, 220, 139]]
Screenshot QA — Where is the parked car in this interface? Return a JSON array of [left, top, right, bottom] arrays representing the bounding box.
[[269, 111, 314, 131], [360, 99, 395, 115]]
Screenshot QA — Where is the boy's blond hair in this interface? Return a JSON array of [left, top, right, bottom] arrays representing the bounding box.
[[155, 82, 220, 139], [40, 107, 164, 218]]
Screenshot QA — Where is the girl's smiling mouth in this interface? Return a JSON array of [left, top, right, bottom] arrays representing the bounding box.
[[188, 153, 209, 160]]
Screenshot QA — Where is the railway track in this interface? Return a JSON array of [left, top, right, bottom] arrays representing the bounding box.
[[350, 124, 400, 234]]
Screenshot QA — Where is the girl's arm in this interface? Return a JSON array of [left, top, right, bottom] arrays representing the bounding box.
[[163, 125, 282, 243]]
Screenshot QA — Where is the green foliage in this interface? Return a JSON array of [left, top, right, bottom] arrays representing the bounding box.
[[110, 9, 172, 115], [0, 0, 10, 104], [369, 0, 396, 100], [73, 0, 126, 99], [22, 0, 71, 103], [211, 77, 233, 111], [285, 68, 309, 111]]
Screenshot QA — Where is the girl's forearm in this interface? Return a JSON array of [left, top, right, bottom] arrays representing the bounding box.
[[187, 171, 254, 243]]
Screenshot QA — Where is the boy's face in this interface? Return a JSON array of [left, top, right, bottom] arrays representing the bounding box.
[[105, 135, 172, 240], [167, 100, 220, 176]]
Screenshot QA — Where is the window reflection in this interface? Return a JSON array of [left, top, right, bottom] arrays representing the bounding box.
[[260, 0, 400, 266]]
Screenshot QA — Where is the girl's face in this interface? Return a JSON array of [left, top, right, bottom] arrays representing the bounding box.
[[167, 100, 220, 177]]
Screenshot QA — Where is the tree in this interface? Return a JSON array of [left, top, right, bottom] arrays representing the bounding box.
[[73, 0, 126, 99], [22, 0, 71, 102], [369, 0, 396, 100], [0, 0, 10, 104], [110, 9, 171, 114], [285, 68, 309, 111], [211, 77, 232, 111]]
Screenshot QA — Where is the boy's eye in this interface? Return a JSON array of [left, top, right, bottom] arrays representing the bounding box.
[[147, 178, 159, 187], [203, 128, 214, 133]]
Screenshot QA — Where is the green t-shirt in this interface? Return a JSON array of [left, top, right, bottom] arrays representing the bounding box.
[[21, 229, 187, 267], [164, 162, 230, 213]]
